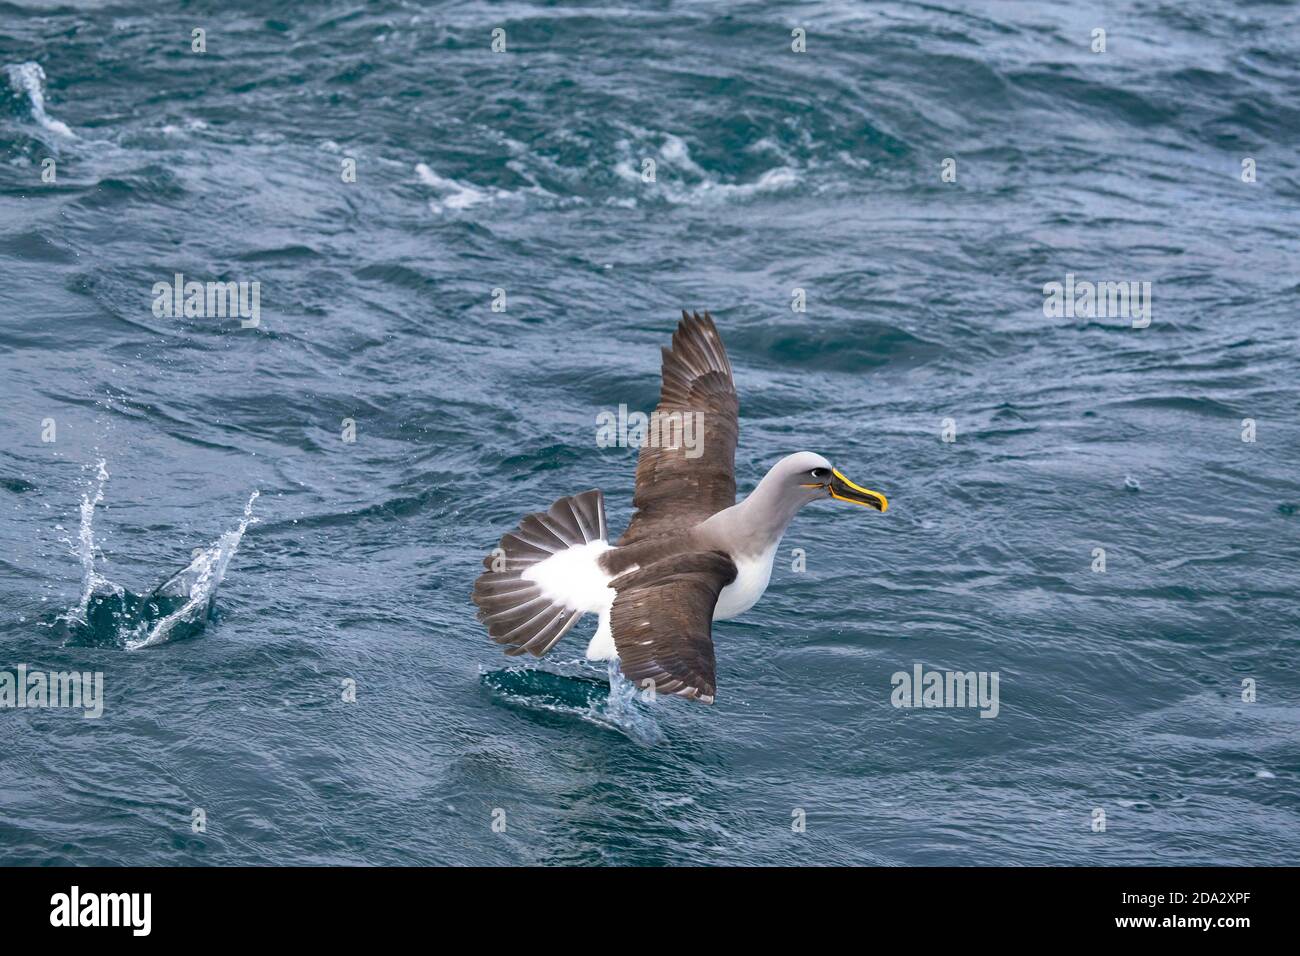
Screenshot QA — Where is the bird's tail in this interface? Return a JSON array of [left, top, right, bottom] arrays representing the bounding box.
[[472, 489, 608, 657]]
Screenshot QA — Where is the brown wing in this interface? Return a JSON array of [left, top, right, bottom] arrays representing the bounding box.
[[619, 310, 739, 545], [609, 551, 737, 704]]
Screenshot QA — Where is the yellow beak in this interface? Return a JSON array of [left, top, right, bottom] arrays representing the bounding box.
[[829, 467, 888, 511]]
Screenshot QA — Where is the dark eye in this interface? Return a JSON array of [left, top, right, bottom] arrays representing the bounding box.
[[810, 468, 828, 480]]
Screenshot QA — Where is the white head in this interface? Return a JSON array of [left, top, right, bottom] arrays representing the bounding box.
[[721, 451, 888, 550], [759, 451, 888, 512]]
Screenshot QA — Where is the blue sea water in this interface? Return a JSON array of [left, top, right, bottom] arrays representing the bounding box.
[[1, 0, 1298, 866]]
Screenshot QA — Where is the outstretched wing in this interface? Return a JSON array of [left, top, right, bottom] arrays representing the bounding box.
[[610, 551, 737, 704], [618, 311, 739, 546]]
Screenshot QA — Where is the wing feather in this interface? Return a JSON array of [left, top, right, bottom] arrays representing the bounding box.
[[619, 311, 739, 545], [610, 551, 737, 703]]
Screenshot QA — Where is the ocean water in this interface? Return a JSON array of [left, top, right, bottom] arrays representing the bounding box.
[[1, 0, 1298, 867]]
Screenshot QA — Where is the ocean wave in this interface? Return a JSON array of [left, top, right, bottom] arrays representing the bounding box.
[[415, 161, 557, 214]]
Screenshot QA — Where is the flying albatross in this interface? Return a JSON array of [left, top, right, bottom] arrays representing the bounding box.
[[472, 310, 888, 703]]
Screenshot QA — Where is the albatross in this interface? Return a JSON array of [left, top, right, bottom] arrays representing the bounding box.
[[472, 310, 888, 703]]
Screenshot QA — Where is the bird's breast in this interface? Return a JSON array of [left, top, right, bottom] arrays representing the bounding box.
[[713, 544, 778, 621]]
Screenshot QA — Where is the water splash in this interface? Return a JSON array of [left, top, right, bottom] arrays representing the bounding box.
[[63, 459, 119, 627], [125, 490, 259, 650], [601, 657, 661, 740], [49, 464, 257, 649], [479, 656, 665, 745], [4, 62, 75, 138]]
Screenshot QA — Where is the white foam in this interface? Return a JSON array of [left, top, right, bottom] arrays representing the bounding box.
[[614, 131, 800, 205], [5, 62, 75, 138], [415, 162, 492, 213], [414, 161, 561, 215], [659, 132, 705, 177]]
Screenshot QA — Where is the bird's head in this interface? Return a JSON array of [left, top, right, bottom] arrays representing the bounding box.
[[773, 451, 888, 512]]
